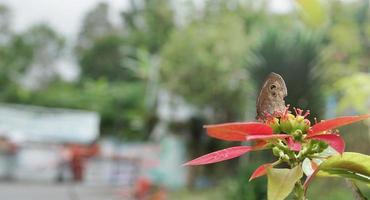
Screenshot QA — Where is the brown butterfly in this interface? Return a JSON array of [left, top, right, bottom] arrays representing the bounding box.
[[256, 72, 287, 120]]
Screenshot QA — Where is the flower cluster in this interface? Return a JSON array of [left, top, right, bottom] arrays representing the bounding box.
[[184, 107, 369, 187]]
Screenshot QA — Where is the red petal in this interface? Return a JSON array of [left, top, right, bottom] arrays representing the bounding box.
[[310, 114, 370, 136], [286, 137, 302, 151], [205, 122, 273, 141], [245, 134, 290, 141], [306, 134, 345, 153], [183, 146, 253, 166], [249, 163, 272, 181]]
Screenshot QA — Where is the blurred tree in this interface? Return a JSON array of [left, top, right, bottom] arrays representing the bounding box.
[[119, 0, 176, 138], [161, 13, 253, 187], [76, 2, 145, 82], [249, 28, 325, 119], [121, 0, 174, 54], [320, 1, 370, 114], [0, 34, 33, 80], [0, 5, 33, 99], [161, 14, 252, 122], [0, 35, 33, 101], [336, 0, 370, 113], [19, 24, 65, 89], [0, 4, 11, 41], [76, 2, 115, 53], [333, 73, 370, 114], [79, 34, 136, 82], [74, 1, 173, 139], [356, 0, 370, 53]]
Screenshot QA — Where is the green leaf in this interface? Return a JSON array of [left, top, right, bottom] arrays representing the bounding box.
[[267, 166, 303, 200], [317, 152, 370, 184]]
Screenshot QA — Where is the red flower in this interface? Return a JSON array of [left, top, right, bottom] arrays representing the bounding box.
[[184, 108, 370, 181]]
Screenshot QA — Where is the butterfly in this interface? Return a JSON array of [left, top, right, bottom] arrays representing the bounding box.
[[256, 72, 287, 120]]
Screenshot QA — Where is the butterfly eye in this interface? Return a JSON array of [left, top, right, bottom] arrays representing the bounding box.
[[269, 84, 277, 91]]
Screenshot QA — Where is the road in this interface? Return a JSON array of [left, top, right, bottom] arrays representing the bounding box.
[[0, 182, 128, 200]]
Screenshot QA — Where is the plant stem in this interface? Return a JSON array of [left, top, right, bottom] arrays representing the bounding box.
[[293, 181, 307, 200]]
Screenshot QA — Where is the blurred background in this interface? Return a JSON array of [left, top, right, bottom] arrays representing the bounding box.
[[0, 0, 369, 199]]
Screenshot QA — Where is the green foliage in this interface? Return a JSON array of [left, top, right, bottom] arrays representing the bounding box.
[[0, 23, 36, 93], [0, 34, 33, 79], [79, 34, 136, 82], [161, 14, 252, 121], [0, 25, 67, 107], [121, 0, 174, 54], [8, 23, 65, 88], [76, 2, 114, 52], [333, 73, 370, 113], [317, 152, 370, 184], [322, 1, 370, 114], [21, 24, 64, 57], [76, 3, 136, 83]]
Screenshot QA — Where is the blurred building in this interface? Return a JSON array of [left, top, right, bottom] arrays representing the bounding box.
[[0, 103, 187, 191], [0, 103, 100, 143], [0, 103, 100, 181]]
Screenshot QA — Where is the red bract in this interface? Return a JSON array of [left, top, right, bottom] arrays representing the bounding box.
[[249, 163, 272, 181], [309, 114, 370, 136], [183, 146, 254, 166], [205, 122, 273, 141], [184, 110, 370, 184]]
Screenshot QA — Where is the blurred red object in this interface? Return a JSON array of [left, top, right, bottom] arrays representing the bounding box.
[[134, 177, 152, 199], [133, 177, 168, 200], [68, 142, 100, 182]]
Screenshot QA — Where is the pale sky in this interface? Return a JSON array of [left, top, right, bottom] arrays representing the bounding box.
[[0, 0, 128, 39]]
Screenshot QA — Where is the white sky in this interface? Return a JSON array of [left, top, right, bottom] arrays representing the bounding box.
[[0, 0, 128, 39]]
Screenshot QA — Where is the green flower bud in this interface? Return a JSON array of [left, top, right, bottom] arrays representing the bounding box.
[[296, 119, 311, 134], [280, 114, 295, 133], [272, 147, 282, 157], [281, 154, 290, 162], [292, 129, 303, 141], [296, 115, 304, 123], [289, 119, 298, 132]]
